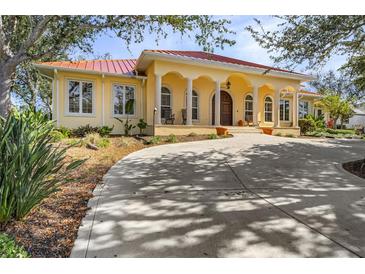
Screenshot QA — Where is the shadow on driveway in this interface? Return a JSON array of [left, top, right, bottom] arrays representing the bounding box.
[[72, 136, 365, 258]]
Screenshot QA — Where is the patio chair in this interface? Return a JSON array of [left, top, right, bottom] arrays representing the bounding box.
[[163, 108, 175, 125], [181, 109, 187, 125]]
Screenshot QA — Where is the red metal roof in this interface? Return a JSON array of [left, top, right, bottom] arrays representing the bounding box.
[[144, 50, 303, 75], [38, 59, 137, 75], [38, 50, 306, 77]]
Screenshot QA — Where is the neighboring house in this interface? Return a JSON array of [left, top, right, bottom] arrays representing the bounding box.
[[35, 49, 323, 136], [342, 103, 365, 129]]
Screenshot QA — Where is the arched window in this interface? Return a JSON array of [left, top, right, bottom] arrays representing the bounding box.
[[185, 90, 199, 120], [161, 87, 171, 119], [244, 94, 253, 122], [264, 96, 273, 122]]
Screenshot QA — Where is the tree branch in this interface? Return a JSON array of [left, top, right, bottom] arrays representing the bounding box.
[[15, 16, 55, 59]]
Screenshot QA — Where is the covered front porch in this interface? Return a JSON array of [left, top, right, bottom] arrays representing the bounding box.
[[145, 60, 302, 136]]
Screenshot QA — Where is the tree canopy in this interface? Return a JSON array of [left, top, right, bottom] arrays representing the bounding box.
[[0, 15, 236, 116], [246, 16, 365, 92], [310, 70, 364, 101]]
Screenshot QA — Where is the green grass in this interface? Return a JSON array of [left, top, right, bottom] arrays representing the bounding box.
[[305, 128, 358, 139], [0, 233, 29, 258], [208, 133, 218, 139]]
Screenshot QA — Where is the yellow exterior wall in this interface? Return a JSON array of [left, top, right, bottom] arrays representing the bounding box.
[[53, 58, 311, 134], [54, 71, 143, 135]]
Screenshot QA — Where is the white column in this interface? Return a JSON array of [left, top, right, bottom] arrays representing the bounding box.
[[155, 74, 162, 124], [274, 89, 281, 128], [252, 86, 259, 126], [101, 74, 105, 126], [186, 77, 193, 125], [293, 91, 298, 127], [214, 80, 221, 126]]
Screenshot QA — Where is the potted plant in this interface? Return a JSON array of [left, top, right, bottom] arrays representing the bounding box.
[[216, 127, 228, 136], [238, 120, 244, 127]]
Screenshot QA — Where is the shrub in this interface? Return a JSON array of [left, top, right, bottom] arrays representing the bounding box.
[[274, 132, 282, 137], [208, 133, 218, 139], [99, 125, 114, 137], [137, 119, 148, 135], [97, 138, 110, 148], [55, 126, 71, 138], [0, 233, 29, 258], [0, 110, 85, 223], [114, 99, 136, 136], [72, 124, 99, 137], [148, 136, 161, 145], [50, 130, 65, 142], [286, 133, 295, 138], [167, 134, 177, 143], [299, 114, 325, 135]]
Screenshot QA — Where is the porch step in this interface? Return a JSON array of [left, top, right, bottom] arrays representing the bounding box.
[[225, 126, 263, 134]]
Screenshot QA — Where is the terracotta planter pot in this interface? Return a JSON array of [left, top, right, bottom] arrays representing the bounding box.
[[262, 128, 273, 135], [237, 120, 244, 127], [216, 127, 228, 136]]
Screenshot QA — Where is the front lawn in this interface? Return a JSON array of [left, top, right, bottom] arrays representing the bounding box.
[[303, 128, 361, 139], [1, 133, 230, 257]]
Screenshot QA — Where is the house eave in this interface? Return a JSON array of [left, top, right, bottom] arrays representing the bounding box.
[[33, 63, 148, 80], [135, 51, 315, 82]]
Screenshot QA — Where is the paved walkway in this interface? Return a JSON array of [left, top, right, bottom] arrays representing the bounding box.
[[71, 134, 365, 257]]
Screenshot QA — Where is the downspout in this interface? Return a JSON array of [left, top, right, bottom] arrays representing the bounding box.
[[102, 74, 105, 126], [54, 69, 60, 127]]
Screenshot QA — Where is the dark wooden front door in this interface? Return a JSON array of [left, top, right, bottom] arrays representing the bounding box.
[[212, 90, 233, 126]]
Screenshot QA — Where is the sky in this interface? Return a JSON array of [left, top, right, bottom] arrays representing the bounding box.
[[71, 15, 347, 78]]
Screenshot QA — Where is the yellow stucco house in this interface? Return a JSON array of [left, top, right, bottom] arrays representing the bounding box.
[[35, 50, 324, 136]]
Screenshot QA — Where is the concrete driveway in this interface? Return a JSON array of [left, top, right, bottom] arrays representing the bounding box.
[[71, 134, 365, 258]]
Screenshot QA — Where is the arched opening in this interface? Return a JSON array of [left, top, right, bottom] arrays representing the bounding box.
[[244, 94, 253, 123], [264, 96, 273, 122], [185, 90, 199, 120], [161, 86, 172, 121], [212, 90, 233, 126]]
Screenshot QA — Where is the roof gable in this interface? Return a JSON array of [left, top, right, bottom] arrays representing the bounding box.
[[143, 50, 303, 75]]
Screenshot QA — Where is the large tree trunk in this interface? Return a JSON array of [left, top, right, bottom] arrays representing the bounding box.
[[0, 62, 16, 117]]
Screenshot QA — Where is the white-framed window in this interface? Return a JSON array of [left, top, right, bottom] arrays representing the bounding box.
[[112, 84, 135, 116], [280, 99, 290, 121], [299, 101, 309, 118], [244, 94, 253, 122], [67, 80, 93, 115], [185, 90, 199, 120], [161, 86, 172, 119], [264, 96, 273, 122]]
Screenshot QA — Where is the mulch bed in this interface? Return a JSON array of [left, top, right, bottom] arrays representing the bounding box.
[[1, 134, 231, 257], [1, 137, 146, 258], [343, 159, 365, 179]]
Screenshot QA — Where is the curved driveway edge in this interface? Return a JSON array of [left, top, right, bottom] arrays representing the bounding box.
[[71, 134, 365, 257]]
